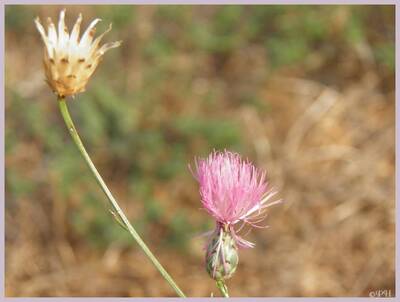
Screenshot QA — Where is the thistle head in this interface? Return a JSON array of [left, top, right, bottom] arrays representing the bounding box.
[[192, 150, 280, 281], [192, 150, 279, 242], [34, 9, 121, 97]]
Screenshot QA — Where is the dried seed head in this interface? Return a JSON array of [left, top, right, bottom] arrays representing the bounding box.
[[205, 227, 239, 280], [35, 9, 121, 97]]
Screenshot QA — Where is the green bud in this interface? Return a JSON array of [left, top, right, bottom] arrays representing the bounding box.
[[205, 228, 239, 280]]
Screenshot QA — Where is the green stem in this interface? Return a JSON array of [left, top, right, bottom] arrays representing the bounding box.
[[216, 279, 229, 297], [58, 97, 185, 297]]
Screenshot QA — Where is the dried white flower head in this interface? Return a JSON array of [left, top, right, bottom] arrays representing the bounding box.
[[35, 9, 122, 97]]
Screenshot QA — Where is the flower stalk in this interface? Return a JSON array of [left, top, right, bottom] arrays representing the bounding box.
[[216, 279, 229, 298], [58, 97, 185, 297]]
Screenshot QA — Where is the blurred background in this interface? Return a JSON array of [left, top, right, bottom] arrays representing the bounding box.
[[5, 5, 395, 297]]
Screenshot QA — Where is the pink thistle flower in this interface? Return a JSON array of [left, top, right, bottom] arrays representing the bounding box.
[[191, 150, 280, 249]]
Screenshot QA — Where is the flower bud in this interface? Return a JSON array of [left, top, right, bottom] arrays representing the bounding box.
[[205, 228, 239, 280]]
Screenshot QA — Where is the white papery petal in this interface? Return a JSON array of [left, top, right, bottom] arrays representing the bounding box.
[[46, 17, 58, 54], [88, 23, 112, 55], [34, 17, 46, 41], [58, 10, 65, 45], [68, 14, 83, 59], [70, 13, 82, 43], [34, 18, 53, 57], [96, 40, 122, 56], [79, 18, 101, 48]]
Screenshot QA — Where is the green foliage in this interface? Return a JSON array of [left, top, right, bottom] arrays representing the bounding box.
[[5, 6, 36, 31], [95, 6, 136, 29], [6, 170, 36, 199], [345, 12, 365, 44], [71, 191, 135, 248], [144, 33, 175, 59], [164, 211, 193, 249], [174, 116, 241, 151], [267, 36, 308, 67], [375, 43, 395, 71]]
